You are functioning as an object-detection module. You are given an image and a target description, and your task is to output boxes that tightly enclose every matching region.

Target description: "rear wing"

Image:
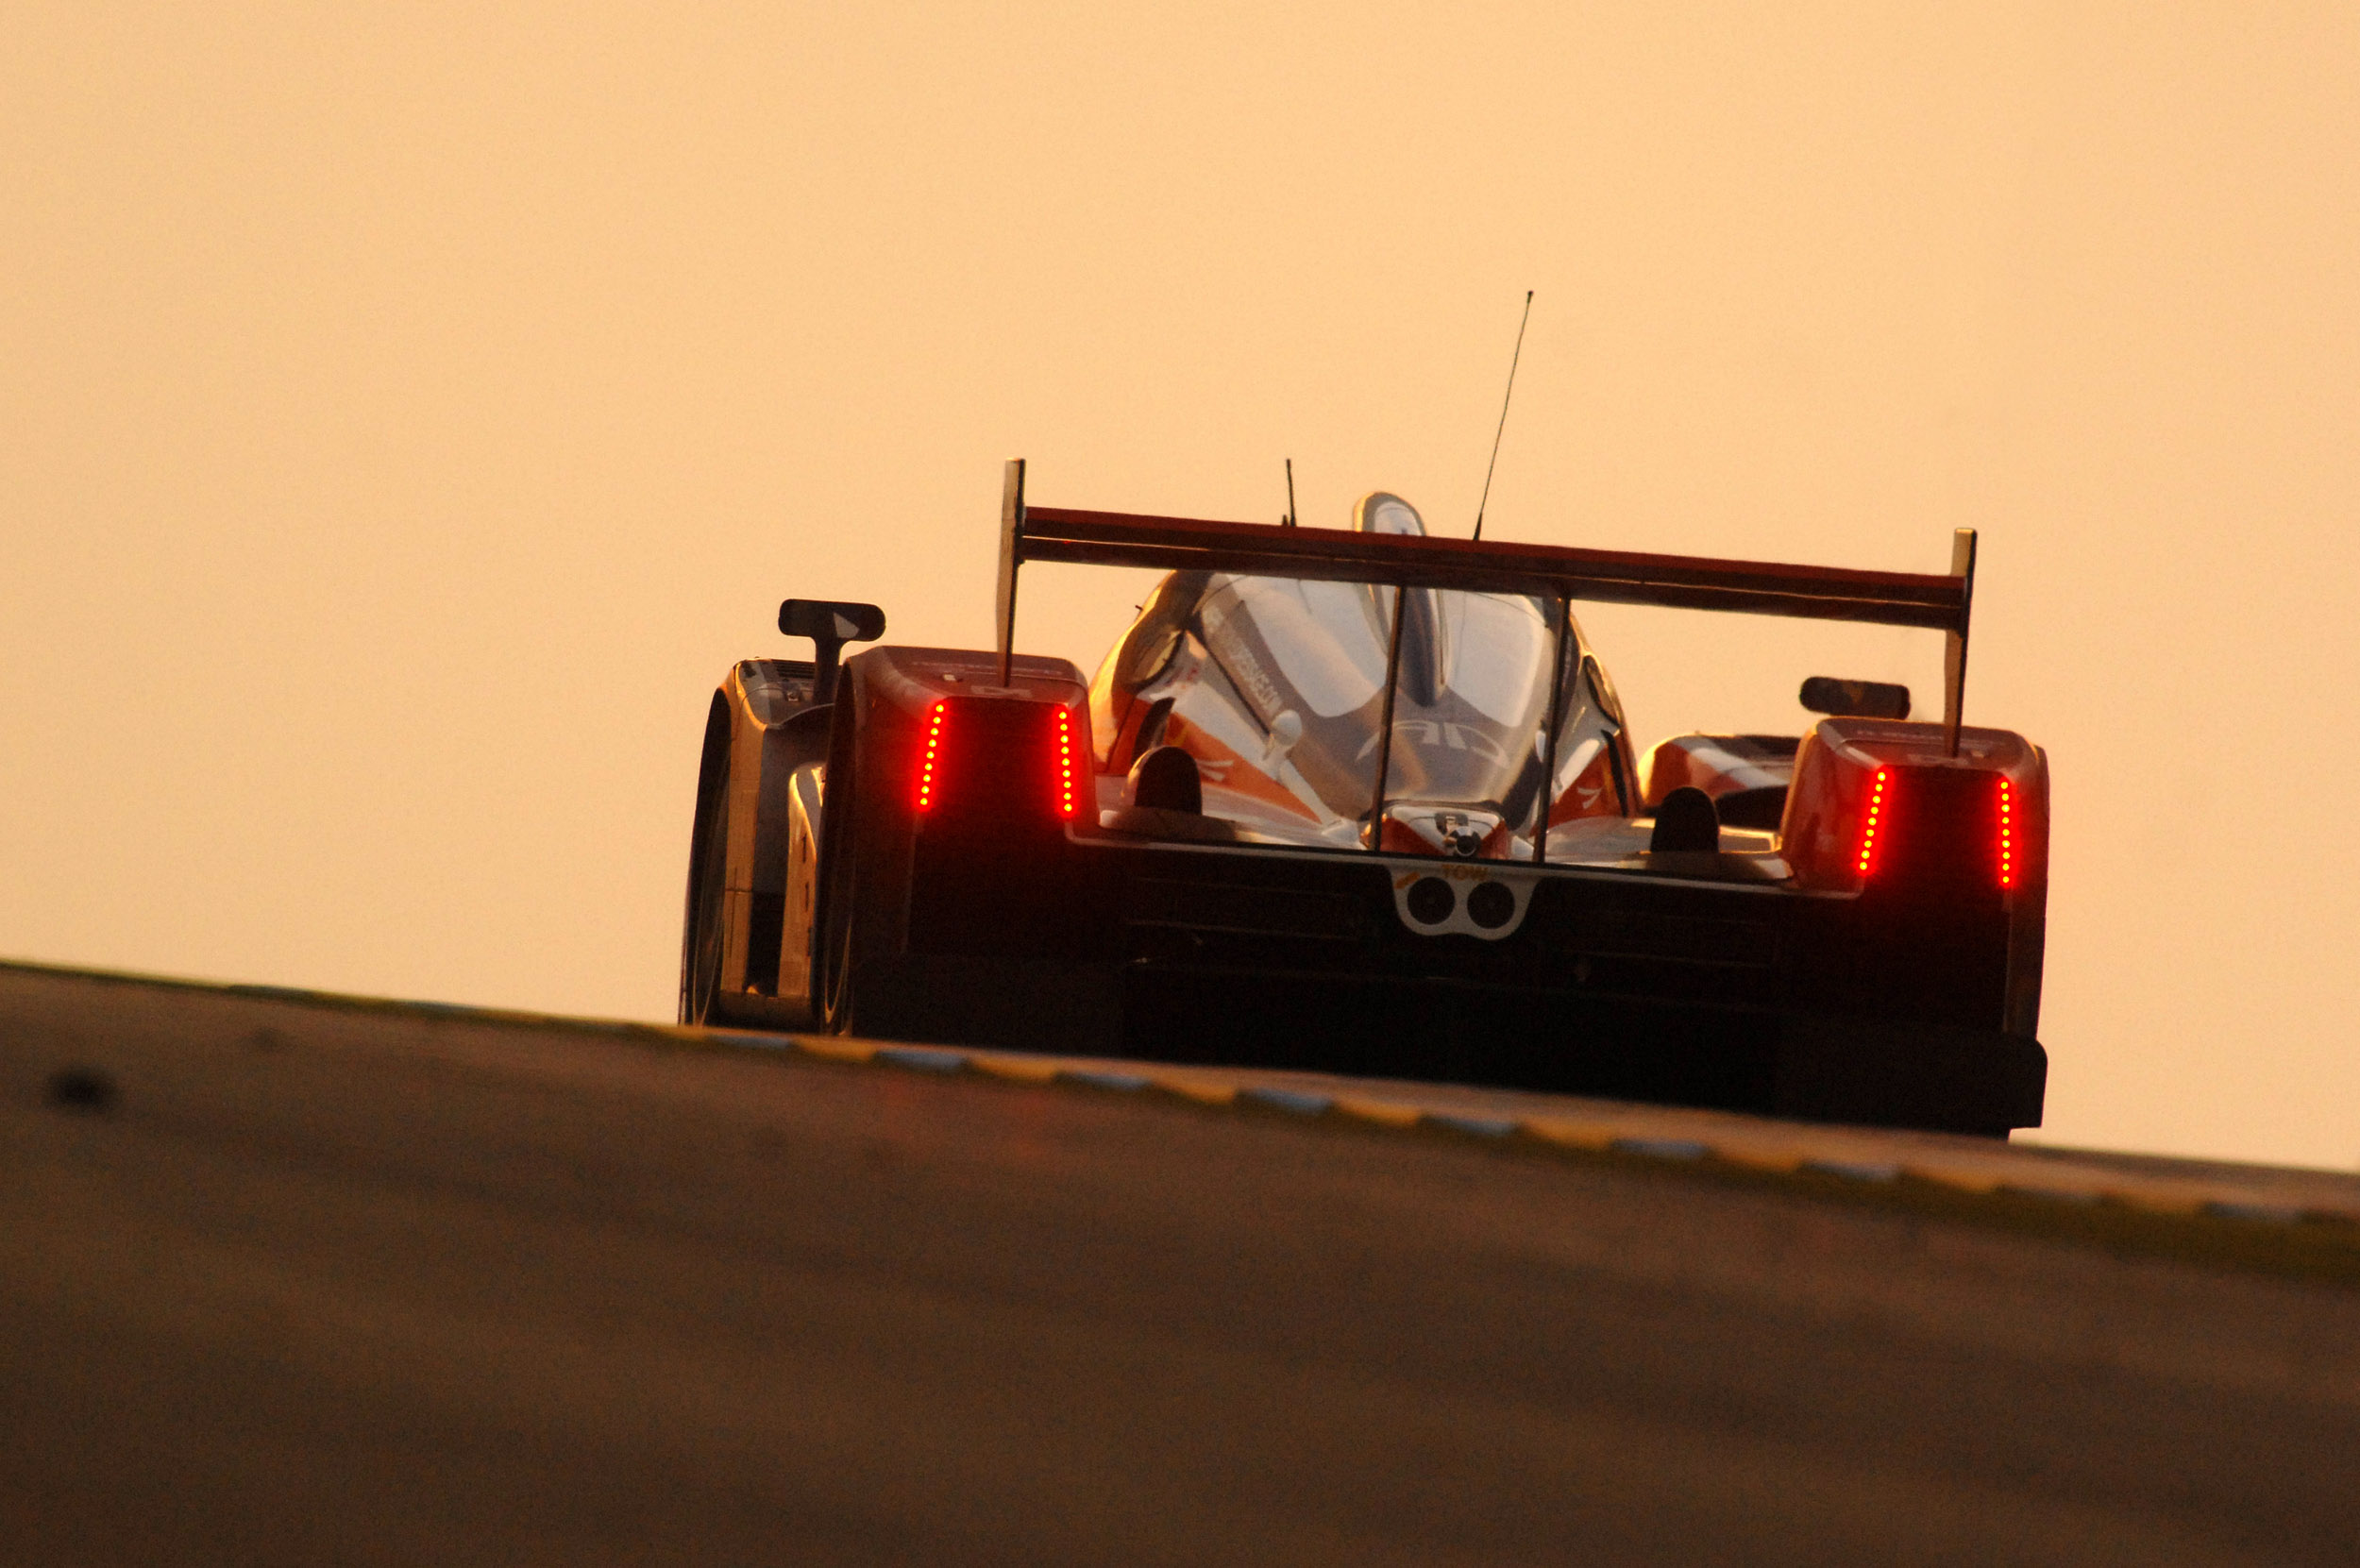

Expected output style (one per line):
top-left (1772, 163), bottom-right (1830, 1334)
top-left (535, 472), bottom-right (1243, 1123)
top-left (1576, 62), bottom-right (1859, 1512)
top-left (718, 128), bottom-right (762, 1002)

top-left (992, 459), bottom-right (1981, 753)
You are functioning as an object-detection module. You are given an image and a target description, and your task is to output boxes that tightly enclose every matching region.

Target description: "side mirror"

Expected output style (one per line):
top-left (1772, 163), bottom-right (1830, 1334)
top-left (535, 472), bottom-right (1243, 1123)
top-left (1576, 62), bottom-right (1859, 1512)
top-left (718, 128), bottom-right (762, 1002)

top-left (1799, 676), bottom-right (1911, 721)
top-left (779, 599), bottom-right (886, 705)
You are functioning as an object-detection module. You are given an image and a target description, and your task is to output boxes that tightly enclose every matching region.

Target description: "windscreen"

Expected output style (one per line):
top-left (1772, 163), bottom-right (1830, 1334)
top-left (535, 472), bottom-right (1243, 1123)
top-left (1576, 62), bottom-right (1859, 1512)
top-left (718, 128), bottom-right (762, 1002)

top-left (1365, 583), bottom-right (1555, 807)
top-left (1148, 572), bottom-right (1597, 841)
top-left (1094, 493), bottom-right (1635, 855)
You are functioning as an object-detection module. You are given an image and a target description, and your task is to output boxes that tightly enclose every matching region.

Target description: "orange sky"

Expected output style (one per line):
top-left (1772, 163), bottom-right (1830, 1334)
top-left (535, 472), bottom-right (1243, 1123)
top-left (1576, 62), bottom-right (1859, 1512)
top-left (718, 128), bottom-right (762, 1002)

top-left (5, 3), bottom-right (2355, 1166)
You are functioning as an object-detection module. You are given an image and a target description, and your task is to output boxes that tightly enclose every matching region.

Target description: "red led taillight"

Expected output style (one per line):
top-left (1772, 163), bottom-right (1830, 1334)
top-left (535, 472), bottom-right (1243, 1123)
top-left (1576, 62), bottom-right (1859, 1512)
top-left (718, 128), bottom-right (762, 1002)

top-left (1856, 767), bottom-right (1890, 877)
top-left (918, 697), bottom-right (1081, 824)
top-left (917, 700), bottom-right (947, 811)
top-left (1054, 705), bottom-right (1080, 819)
top-left (1996, 777), bottom-right (2014, 888)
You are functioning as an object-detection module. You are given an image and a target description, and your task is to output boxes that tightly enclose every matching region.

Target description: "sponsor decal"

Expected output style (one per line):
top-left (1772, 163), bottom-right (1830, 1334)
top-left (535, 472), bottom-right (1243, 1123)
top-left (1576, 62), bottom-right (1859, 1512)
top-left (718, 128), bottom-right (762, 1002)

top-left (1394, 865), bottom-right (1494, 888)
top-left (1200, 598), bottom-right (1286, 720)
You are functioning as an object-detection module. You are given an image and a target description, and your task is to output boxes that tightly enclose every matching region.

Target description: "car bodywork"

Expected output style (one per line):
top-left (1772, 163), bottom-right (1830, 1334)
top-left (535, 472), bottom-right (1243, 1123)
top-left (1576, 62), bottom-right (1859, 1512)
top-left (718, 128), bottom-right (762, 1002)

top-left (682, 462), bottom-right (2049, 1135)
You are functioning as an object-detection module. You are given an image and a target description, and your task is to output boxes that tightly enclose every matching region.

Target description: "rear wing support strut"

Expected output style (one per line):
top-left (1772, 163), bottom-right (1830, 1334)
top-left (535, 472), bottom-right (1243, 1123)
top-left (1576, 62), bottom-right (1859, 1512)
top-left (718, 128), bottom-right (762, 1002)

top-left (995, 459), bottom-right (1026, 686)
top-left (1362, 580), bottom-right (1411, 850)
top-left (1531, 594), bottom-right (1574, 863)
top-left (1942, 528), bottom-right (1977, 756)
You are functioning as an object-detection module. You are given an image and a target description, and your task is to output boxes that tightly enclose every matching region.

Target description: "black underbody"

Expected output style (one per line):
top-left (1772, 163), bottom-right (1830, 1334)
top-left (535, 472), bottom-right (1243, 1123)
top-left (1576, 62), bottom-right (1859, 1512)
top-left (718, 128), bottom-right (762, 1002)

top-left (874, 822), bottom-right (2045, 1137)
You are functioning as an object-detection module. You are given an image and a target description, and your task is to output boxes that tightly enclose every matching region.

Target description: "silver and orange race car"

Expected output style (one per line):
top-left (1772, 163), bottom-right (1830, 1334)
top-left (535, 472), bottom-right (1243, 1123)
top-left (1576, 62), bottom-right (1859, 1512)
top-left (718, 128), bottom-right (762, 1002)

top-left (681, 462), bottom-right (2048, 1136)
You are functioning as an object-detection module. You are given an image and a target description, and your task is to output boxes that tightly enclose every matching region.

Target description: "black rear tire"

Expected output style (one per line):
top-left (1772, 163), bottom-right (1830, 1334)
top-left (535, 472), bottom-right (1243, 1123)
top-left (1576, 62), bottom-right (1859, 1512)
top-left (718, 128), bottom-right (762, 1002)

top-left (817, 689), bottom-right (866, 1035)
top-left (820, 888), bottom-right (857, 1034)
top-left (680, 695), bottom-right (733, 1025)
top-left (814, 662), bottom-right (916, 1038)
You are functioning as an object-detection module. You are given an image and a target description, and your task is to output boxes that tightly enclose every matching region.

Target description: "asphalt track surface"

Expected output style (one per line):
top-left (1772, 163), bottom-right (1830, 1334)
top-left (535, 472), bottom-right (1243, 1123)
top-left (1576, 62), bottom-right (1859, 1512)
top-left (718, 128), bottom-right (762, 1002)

top-left (5, 962), bottom-right (2358, 1566)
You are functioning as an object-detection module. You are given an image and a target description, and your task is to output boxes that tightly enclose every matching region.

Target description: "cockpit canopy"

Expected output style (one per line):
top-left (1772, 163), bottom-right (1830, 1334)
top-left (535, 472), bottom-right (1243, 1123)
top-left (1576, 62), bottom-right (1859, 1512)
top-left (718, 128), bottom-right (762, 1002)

top-left (1090, 494), bottom-right (1638, 857)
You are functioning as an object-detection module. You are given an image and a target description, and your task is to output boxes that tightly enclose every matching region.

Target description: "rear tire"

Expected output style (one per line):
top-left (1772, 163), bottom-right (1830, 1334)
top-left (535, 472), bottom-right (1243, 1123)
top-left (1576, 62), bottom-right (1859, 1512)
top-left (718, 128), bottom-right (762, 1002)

top-left (814, 661), bottom-right (914, 1038)
top-left (820, 889), bottom-right (858, 1033)
top-left (817, 692), bottom-right (868, 1035)
top-left (680, 695), bottom-right (733, 1026)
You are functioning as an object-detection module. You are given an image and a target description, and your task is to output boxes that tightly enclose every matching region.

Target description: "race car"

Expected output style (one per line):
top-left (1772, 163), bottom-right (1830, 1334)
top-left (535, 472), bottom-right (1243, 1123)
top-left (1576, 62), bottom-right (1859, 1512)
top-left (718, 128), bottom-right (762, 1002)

top-left (680, 461), bottom-right (2048, 1136)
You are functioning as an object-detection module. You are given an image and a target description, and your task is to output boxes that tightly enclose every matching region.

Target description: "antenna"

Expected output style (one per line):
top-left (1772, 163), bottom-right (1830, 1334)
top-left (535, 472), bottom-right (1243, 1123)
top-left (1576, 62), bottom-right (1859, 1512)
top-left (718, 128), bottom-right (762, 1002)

top-left (1471, 290), bottom-right (1534, 543)
top-left (1284, 458), bottom-right (1298, 528)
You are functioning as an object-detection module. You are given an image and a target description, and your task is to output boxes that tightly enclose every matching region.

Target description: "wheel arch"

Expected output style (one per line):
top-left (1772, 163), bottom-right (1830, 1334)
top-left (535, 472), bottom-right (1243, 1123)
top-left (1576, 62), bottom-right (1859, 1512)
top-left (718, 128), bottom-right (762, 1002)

top-left (683, 662), bottom-right (837, 1025)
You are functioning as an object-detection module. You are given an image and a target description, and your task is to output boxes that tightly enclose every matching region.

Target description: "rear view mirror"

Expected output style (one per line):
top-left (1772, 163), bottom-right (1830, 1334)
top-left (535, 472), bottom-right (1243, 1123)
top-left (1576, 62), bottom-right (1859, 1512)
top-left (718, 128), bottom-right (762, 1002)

top-left (778, 599), bottom-right (886, 704)
top-left (1800, 676), bottom-right (1911, 720)
top-left (779, 599), bottom-right (886, 645)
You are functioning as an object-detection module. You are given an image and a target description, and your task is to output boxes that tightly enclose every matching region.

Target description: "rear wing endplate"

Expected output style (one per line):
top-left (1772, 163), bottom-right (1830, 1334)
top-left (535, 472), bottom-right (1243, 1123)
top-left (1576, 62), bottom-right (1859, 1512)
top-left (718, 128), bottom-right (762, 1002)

top-left (993, 459), bottom-right (1981, 751)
